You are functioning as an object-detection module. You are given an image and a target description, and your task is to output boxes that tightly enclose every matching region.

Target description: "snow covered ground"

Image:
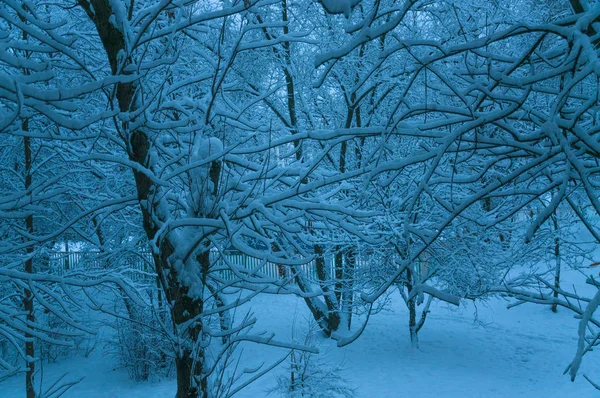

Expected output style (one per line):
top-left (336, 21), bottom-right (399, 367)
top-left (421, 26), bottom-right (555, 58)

top-left (3, 268), bottom-right (600, 397)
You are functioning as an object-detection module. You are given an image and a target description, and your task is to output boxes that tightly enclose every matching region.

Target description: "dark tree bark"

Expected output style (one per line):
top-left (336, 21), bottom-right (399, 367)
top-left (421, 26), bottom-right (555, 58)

top-left (551, 214), bottom-right (561, 313)
top-left (18, 11), bottom-right (35, 395)
top-left (314, 244), bottom-right (341, 334)
top-left (404, 267), bottom-right (418, 347)
top-left (79, 2), bottom-right (208, 396)
top-left (343, 248), bottom-right (356, 329)
top-left (23, 120), bottom-right (36, 398)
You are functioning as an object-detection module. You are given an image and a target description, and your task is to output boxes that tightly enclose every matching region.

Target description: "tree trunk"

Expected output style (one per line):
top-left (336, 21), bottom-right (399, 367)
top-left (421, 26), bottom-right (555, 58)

top-left (79, 2), bottom-right (209, 395)
top-left (551, 214), bottom-right (561, 313)
top-left (342, 248), bottom-right (355, 329)
top-left (156, 241), bottom-right (206, 398)
top-left (255, 0), bottom-right (344, 337)
top-left (334, 248), bottom-right (343, 304)
top-left (405, 267), bottom-right (418, 348)
top-left (20, 14), bottom-right (35, 393)
top-left (23, 119), bottom-right (36, 398)
top-left (315, 245), bottom-right (340, 333)
top-left (175, 355), bottom-right (205, 398)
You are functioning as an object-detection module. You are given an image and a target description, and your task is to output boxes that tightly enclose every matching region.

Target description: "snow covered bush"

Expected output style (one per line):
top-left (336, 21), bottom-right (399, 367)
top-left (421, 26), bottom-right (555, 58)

top-left (110, 299), bottom-right (172, 382)
top-left (270, 319), bottom-right (355, 398)
top-left (38, 310), bottom-right (95, 364)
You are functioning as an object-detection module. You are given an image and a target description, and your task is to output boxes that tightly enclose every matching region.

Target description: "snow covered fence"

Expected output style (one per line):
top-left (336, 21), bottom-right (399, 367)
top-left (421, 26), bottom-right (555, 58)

top-left (215, 251), bottom-right (322, 281)
top-left (47, 249), bottom-right (402, 287)
top-left (47, 250), bottom-right (325, 282)
top-left (48, 250), bottom-right (153, 279)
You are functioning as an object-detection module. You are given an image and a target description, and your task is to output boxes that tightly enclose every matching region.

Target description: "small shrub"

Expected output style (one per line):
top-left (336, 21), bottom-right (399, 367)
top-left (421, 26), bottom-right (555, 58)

top-left (270, 319), bottom-right (355, 398)
top-left (111, 300), bottom-right (173, 382)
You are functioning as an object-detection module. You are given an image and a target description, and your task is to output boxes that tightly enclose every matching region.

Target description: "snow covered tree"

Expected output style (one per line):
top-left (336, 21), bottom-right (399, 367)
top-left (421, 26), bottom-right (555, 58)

top-left (2, 0), bottom-right (369, 396)
top-left (314, 0), bottom-right (600, 385)
top-left (4, 0), bottom-right (600, 394)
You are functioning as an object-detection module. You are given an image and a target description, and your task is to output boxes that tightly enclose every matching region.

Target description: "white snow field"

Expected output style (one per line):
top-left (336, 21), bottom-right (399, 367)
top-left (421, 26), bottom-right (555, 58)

top-left (2, 268), bottom-right (600, 398)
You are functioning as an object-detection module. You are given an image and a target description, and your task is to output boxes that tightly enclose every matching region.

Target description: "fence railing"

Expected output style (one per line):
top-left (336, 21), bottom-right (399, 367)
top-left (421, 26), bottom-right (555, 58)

top-left (48, 250), bottom-right (153, 276)
top-left (215, 252), bottom-right (321, 281)
top-left (47, 250), bottom-right (327, 282)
